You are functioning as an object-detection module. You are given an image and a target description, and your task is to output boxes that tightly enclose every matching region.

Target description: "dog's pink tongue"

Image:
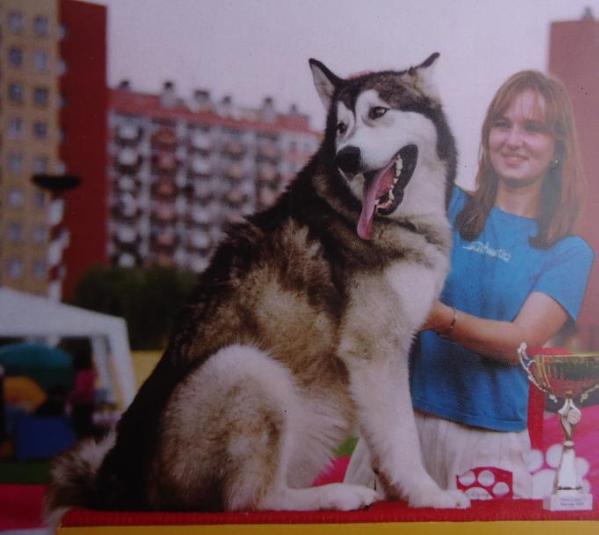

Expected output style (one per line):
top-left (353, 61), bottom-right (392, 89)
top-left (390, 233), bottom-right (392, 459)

top-left (357, 165), bottom-right (395, 240)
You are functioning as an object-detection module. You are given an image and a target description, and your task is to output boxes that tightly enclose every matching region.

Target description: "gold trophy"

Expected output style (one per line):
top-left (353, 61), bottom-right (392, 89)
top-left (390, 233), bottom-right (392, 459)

top-left (518, 343), bottom-right (599, 511)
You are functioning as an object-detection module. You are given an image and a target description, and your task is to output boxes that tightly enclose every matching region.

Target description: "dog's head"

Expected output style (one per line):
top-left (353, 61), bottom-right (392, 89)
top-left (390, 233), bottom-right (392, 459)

top-left (310, 54), bottom-right (456, 240)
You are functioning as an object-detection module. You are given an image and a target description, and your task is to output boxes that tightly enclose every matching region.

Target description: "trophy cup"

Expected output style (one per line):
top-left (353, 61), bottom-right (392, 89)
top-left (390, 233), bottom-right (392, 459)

top-left (518, 343), bottom-right (599, 511)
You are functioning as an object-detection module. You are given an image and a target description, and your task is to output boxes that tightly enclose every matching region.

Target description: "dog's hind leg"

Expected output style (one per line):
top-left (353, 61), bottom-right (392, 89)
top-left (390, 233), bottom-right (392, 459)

top-left (156, 344), bottom-right (377, 511)
top-left (214, 346), bottom-right (379, 512)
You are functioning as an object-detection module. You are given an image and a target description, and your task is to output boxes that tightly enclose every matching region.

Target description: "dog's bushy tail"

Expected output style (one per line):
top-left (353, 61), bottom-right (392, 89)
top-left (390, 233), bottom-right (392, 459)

top-left (45, 432), bottom-right (115, 529)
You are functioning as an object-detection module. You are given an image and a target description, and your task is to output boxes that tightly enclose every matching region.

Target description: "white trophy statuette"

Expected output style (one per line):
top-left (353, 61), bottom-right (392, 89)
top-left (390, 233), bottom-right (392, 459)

top-left (518, 343), bottom-right (599, 511)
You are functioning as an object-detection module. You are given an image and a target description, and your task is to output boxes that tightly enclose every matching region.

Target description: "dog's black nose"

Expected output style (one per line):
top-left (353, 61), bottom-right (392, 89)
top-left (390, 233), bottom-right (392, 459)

top-left (335, 146), bottom-right (361, 175)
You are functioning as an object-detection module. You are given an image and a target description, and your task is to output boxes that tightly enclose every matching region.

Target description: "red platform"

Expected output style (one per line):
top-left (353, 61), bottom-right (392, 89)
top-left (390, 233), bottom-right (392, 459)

top-left (59, 500), bottom-right (599, 534)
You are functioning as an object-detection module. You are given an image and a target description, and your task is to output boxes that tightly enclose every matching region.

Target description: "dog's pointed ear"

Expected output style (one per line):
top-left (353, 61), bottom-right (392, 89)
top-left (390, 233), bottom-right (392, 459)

top-left (309, 59), bottom-right (342, 110)
top-left (408, 52), bottom-right (441, 100)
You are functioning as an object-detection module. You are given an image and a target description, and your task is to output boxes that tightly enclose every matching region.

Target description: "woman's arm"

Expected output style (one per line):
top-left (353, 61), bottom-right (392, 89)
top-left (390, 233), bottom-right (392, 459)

top-left (421, 292), bottom-right (569, 365)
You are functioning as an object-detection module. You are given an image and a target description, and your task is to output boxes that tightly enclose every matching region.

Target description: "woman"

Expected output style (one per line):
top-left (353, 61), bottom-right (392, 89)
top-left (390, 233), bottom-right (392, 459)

top-left (347, 70), bottom-right (594, 499)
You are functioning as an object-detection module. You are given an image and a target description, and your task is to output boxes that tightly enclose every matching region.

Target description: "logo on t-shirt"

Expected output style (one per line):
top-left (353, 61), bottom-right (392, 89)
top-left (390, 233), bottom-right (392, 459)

top-left (463, 241), bottom-right (511, 263)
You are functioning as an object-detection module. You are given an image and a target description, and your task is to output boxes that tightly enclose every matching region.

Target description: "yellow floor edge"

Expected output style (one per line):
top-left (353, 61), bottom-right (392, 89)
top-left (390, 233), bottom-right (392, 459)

top-left (58, 520), bottom-right (599, 535)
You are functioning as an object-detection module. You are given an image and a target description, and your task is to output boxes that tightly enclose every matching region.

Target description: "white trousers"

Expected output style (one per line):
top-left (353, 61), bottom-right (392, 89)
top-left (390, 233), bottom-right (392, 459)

top-left (344, 411), bottom-right (532, 499)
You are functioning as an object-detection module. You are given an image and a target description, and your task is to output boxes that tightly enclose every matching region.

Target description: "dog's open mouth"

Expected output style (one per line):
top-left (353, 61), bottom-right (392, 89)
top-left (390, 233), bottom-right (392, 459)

top-left (357, 144), bottom-right (418, 240)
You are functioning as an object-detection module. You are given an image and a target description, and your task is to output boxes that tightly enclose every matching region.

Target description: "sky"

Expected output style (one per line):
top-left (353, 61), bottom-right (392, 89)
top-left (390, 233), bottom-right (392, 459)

top-left (92, 0), bottom-right (599, 186)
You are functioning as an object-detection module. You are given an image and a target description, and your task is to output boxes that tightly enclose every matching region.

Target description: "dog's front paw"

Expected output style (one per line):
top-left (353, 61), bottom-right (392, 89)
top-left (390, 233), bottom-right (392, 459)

top-left (409, 488), bottom-right (470, 509)
top-left (319, 483), bottom-right (380, 511)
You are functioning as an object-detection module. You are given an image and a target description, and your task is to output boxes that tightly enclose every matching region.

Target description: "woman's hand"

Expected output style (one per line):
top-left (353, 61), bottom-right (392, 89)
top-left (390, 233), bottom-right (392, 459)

top-left (420, 300), bottom-right (454, 333)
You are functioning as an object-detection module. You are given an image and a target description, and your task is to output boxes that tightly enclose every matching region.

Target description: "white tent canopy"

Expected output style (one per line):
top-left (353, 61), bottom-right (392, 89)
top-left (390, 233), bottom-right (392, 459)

top-left (0, 287), bottom-right (136, 406)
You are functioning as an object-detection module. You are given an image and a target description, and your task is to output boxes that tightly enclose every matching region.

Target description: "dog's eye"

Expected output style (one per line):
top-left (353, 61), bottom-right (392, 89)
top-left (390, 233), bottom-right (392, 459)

top-left (337, 122), bottom-right (348, 135)
top-left (369, 106), bottom-right (389, 120)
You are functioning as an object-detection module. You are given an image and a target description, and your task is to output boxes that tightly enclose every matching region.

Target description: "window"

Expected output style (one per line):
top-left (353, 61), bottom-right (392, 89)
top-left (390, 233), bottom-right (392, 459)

top-left (6, 258), bottom-right (24, 280)
top-left (34, 50), bottom-right (49, 72)
top-left (33, 225), bottom-right (48, 244)
top-left (7, 117), bottom-right (24, 139)
top-left (32, 260), bottom-right (47, 280)
top-left (33, 190), bottom-right (46, 208)
top-left (8, 11), bottom-right (24, 33)
top-left (33, 121), bottom-right (48, 139)
top-left (8, 83), bottom-right (24, 104)
top-left (33, 155), bottom-right (49, 174)
top-left (33, 86), bottom-right (49, 106)
top-left (7, 153), bottom-right (23, 174)
top-left (8, 47), bottom-right (23, 67)
top-left (8, 188), bottom-right (24, 208)
top-left (33, 15), bottom-right (49, 37)
top-left (55, 161), bottom-right (66, 174)
top-left (8, 222), bottom-right (23, 242)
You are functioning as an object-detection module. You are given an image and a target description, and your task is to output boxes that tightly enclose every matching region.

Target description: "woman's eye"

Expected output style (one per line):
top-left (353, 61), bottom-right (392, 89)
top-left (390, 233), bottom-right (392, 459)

top-left (337, 122), bottom-right (347, 135)
top-left (524, 121), bottom-right (548, 134)
top-left (369, 106), bottom-right (388, 120)
top-left (492, 118), bottom-right (510, 129)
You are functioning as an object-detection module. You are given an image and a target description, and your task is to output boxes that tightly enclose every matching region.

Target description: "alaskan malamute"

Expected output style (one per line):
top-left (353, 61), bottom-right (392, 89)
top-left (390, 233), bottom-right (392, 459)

top-left (48, 53), bottom-right (469, 518)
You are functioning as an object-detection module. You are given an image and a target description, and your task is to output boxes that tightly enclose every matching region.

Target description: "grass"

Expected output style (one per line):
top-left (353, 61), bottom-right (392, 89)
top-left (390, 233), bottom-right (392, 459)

top-left (0, 460), bottom-right (51, 484)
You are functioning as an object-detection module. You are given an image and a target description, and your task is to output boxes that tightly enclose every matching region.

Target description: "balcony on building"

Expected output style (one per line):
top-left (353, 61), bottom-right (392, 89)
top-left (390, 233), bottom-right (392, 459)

top-left (115, 174), bottom-right (141, 194)
top-left (189, 155), bottom-right (212, 177)
top-left (113, 192), bottom-right (141, 219)
top-left (188, 205), bottom-right (213, 225)
top-left (48, 199), bottom-right (65, 226)
top-left (116, 121), bottom-right (143, 145)
top-left (115, 251), bottom-right (139, 268)
top-left (151, 151), bottom-right (178, 174)
top-left (190, 180), bottom-right (214, 202)
top-left (225, 211), bottom-right (246, 225)
top-left (224, 189), bottom-right (250, 208)
top-left (188, 230), bottom-right (211, 251)
top-left (151, 202), bottom-right (177, 225)
top-left (151, 126), bottom-right (178, 150)
top-left (189, 129), bottom-right (213, 152)
top-left (114, 223), bottom-right (141, 246)
top-left (116, 147), bottom-right (142, 173)
top-left (225, 162), bottom-right (244, 182)
top-left (152, 229), bottom-right (178, 251)
top-left (256, 138), bottom-right (280, 162)
top-left (189, 254), bottom-right (210, 274)
top-left (152, 176), bottom-right (177, 199)
top-left (257, 162), bottom-right (278, 185)
top-left (258, 186), bottom-right (280, 208)
top-left (222, 138), bottom-right (246, 159)
top-left (47, 238), bottom-right (66, 269)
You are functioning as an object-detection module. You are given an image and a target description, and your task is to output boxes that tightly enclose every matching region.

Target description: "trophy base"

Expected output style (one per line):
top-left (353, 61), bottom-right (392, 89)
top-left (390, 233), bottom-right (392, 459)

top-left (543, 492), bottom-right (593, 511)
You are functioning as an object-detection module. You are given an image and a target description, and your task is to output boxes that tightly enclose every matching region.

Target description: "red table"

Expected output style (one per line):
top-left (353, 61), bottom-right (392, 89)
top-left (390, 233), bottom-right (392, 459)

top-left (59, 499), bottom-right (599, 535)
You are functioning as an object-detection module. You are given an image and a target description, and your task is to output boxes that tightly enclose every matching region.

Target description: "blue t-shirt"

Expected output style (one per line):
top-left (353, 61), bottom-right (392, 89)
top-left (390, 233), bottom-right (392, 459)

top-left (409, 187), bottom-right (594, 432)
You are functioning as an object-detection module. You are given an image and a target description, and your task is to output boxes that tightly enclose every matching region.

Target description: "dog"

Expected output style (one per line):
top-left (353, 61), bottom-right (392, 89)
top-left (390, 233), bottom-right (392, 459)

top-left (47, 53), bottom-right (469, 519)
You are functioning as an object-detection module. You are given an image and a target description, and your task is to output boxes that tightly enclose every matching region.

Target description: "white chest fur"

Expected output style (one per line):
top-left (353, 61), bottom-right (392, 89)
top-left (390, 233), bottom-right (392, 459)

top-left (384, 250), bottom-right (449, 331)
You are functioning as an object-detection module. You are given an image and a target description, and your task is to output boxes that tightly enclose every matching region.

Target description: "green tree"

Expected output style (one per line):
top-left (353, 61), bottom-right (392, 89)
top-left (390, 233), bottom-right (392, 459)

top-left (72, 265), bottom-right (197, 350)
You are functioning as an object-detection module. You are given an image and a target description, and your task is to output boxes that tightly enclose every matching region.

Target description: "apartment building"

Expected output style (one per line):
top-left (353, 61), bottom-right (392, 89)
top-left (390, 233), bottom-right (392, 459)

top-left (108, 83), bottom-right (320, 272)
top-left (0, 0), bottom-right (107, 300)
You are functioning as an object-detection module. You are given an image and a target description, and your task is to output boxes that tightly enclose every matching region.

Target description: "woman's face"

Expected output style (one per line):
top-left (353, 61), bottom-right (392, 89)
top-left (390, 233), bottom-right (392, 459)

top-left (488, 89), bottom-right (556, 189)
